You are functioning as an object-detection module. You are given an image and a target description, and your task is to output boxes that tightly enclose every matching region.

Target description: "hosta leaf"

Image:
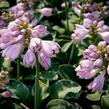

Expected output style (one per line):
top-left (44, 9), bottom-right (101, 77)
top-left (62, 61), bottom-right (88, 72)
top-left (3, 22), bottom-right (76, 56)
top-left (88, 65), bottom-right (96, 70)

top-left (6, 81), bottom-right (30, 101)
top-left (40, 80), bottom-right (50, 100)
top-left (0, 1), bottom-right (9, 8)
top-left (46, 99), bottom-right (82, 109)
top-left (58, 64), bottom-right (76, 81)
top-left (86, 92), bottom-right (101, 101)
top-left (32, 80), bottom-right (50, 100)
top-left (62, 41), bottom-right (73, 52)
top-left (91, 105), bottom-right (101, 109)
top-left (41, 62), bottom-right (59, 81)
top-left (50, 79), bottom-right (81, 99)
top-left (101, 95), bottom-right (109, 109)
top-left (13, 103), bottom-right (23, 109)
top-left (57, 52), bottom-right (67, 63)
top-left (52, 25), bottom-right (65, 34)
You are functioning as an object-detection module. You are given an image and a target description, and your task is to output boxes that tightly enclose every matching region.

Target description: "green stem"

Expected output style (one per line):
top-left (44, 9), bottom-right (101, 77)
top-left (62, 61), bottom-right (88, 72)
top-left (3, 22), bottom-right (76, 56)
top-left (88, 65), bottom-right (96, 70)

top-left (34, 56), bottom-right (41, 109)
top-left (65, 0), bottom-right (70, 35)
top-left (68, 43), bottom-right (75, 64)
top-left (17, 58), bottom-right (20, 79)
top-left (92, 27), bottom-right (97, 45)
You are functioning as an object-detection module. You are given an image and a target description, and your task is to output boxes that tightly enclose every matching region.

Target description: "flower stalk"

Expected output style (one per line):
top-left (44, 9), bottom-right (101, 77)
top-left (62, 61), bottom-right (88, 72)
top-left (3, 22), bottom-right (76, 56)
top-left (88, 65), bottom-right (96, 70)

top-left (34, 56), bottom-right (41, 109)
top-left (64, 0), bottom-right (70, 35)
top-left (68, 43), bottom-right (75, 64)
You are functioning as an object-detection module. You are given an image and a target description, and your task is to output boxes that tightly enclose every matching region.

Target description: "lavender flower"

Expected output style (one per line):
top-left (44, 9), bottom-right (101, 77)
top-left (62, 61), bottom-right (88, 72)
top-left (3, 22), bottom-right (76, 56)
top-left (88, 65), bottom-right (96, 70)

top-left (38, 52), bottom-right (51, 70)
top-left (0, 0), bottom-right (60, 71)
top-left (1, 91), bottom-right (12, 97)
top-left (39, 8), bottom-right (53, 17)
top-left (0, 14), bottom-right (59, 69)
top-left (71, 24), bottom-right (89, 43)
top-left (75, 60), bottom-right (97, 79)
top-left (2, 43), bottom-right (23, 61)
top-left (83, 45), bottom-right (100, 60)
top-left (98, 32), bottom-right (109, 43)
top-left (87, 72), bottom-right (105, 92)
top-left (7, 3), bottom-right (25, 19)
top-left (71, 1), bottom-right (81, 16)
top-left (94, 58), bottom-right (103, 68)
top-left (23, 49), bottom-right (36, 67)
top-left (31, 25), bottom-right (48, 38)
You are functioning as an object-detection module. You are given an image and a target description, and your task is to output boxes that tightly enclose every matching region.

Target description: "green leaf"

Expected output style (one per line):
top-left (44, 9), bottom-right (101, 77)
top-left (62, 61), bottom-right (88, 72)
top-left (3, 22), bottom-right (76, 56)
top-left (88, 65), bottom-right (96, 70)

top-left (41, 62), bottom-right (59, 81)
top-left (32, 80), bottom-right (50, 100)
top-left (91, 105), bottom-right (101, 109)
top-left (24, 74), bottom-right (34, 80)
top-left (86, 92), bottom-right (101, 101)
top-left (101, 95), bottom-right (109, 109)
top-left (57, 52), bottom-right (67, 63)
top-left (52, 25), bottom-right (65, 34)
top-left (62, 41), bottom-right (73, 52)
top-left (58, 64), bottom-right (76, 80)
top-left (13, 103), bottom-right (23, 109)
top-left (40, 80), bottom-right (50, 100)
top-left (0, 1), bottom-right (9, 8)
top-left (6, 81), bottom-right (30, 101)
top-left (50, 79), bottom-right (81, 99)
top-left (46, 99), bottom-right (82, 109)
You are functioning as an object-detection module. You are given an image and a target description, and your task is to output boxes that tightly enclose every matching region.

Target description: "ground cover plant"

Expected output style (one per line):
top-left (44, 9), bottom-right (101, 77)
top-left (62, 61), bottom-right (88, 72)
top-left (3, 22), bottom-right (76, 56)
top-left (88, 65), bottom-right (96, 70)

top-left (0, 0), bottom-right (109, 109)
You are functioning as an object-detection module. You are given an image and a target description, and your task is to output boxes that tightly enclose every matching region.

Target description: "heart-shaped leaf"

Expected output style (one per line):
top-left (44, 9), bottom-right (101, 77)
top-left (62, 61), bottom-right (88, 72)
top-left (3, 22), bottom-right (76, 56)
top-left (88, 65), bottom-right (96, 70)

top-left (6, 81), bottom-right (30, 101)
top-left (50, 79), bottom-right (81, 99)
top-left (46, 99), bottom-right (82, 109)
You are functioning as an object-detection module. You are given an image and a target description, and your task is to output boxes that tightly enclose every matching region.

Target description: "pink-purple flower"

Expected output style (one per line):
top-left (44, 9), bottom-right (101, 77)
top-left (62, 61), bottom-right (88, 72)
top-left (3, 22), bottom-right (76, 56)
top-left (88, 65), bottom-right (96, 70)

top-left (0, 14), bottom-right (59, 70)
top-left (23, 49), bottom-right (36, 68)
top-left (71, 24), bottom-right (89, 42)
top-left (83, 45), bottom-right (100, 60)
top-left (39, 8), bottom-right (53, 17)
top-left (87, 72), bottom-right (105, 92)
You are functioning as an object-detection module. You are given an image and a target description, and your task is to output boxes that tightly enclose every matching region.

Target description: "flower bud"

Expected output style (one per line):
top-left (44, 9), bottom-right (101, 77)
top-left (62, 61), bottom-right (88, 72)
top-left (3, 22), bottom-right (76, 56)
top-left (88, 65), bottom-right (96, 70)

top-left (94, 58), bottom-right (103, 68)
top-left (1, 91), bottom-right (12, 97)
top-left (39, 8), bottom-right (53, 17)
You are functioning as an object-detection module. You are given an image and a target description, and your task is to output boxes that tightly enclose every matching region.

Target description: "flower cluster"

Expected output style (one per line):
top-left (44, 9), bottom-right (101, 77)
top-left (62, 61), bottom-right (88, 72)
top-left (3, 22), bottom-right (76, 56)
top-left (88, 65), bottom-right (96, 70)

top-left (71, 1), bottom-right (109, 92)
top-left (0, 0), bottom-right (59, 70)
top-left (71, 1), bottom-right (109, 43)
top-left (76, 41), bottom-right (109, 92)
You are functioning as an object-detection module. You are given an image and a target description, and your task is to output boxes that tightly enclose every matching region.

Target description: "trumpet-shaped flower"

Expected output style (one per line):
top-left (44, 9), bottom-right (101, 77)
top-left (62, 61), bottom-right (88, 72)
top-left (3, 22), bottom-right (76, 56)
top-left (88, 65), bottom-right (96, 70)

top-left (71, 24), bottom-right (89, 42)
top-left (87, 72), bottom-right (105, 92)
top-left (2, 43), bottom-right (23, 61)
top-left (23, 49), bottom-right (36, 67)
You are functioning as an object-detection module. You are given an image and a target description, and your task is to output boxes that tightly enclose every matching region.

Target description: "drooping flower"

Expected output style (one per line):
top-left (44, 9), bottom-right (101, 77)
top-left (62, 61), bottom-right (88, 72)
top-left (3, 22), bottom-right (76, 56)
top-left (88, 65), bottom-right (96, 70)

top-left (29, 38), bottom-right (42, 52)
top-left (31, 25), bottom-right (48, 38)
top-left (71, 24), bottom-right (89, 43)
top-left (7, 3), bottom-right (25, 19)
top-left (2, 43), bottom-right (23, 61)
top-left (87, 72), bottom-right (105, 92)
top-left (98, 32), bottom-right (109, 43)
top-left (37, 40), bottom-right (60, 70)
top-left (94, 58), bottom-right (103, 68)
top-left (38, 52), bottom-right (51, 70)
top-left (75, 60), bottom-right (97, 79)
top-left (0, 1), bottom-right (60, 70)
top-left (23, 49), bottom-right (36, 67)
top-left (83, 45), bottom-right (100, 60)
top-left (71, 1), bottom-right (81, 16)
